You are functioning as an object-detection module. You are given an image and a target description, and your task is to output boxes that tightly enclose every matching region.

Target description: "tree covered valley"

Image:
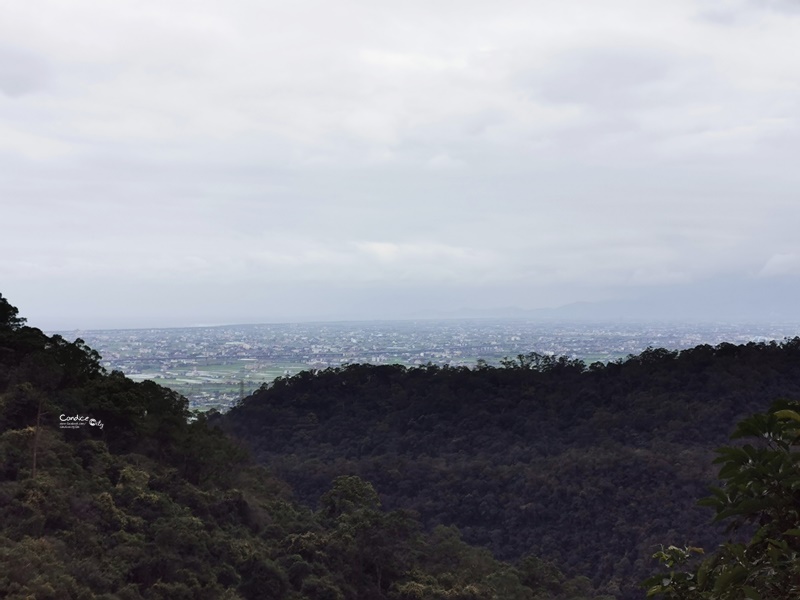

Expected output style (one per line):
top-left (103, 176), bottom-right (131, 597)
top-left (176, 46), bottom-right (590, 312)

top-left (2, 291), bottom-right (800, 599)
top-left (218, 341), bottom-right (800, 599)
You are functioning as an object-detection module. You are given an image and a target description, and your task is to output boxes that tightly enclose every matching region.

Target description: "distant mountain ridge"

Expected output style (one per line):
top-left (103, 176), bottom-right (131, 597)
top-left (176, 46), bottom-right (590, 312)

top-left (436, 276), bottom-right (800, 322)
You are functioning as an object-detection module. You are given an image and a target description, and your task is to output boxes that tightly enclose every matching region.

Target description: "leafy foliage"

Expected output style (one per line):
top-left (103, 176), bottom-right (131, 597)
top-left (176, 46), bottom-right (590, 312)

top-left (646, 401), bottom-right (800, 599)
top-left (0, 292), bottom-right (26, 330)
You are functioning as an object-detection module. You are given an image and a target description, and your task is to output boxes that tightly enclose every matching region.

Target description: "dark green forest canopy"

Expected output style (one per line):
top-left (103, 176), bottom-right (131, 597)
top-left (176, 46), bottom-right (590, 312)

top-left (0, 293), bottom-right (26, 329)
top-left (0, 293), bottom-right (612, 600)
top-left (221, 340), bottom-right (800, 599)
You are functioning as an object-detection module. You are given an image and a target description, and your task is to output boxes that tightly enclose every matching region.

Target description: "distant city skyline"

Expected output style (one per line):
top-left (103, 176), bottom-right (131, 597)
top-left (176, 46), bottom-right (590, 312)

top-left (74, 318), bottom-right (800, 411)
top-left (3, 1), bottom-right (800, 329)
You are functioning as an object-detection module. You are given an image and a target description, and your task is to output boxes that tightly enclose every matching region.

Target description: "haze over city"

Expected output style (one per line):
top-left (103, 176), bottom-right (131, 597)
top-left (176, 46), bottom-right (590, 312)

top-left (3, 0), bottom-right (799, 329)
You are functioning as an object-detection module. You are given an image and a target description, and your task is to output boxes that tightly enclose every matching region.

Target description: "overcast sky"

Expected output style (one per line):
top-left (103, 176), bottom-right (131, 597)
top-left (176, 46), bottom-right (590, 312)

top-left (2, 0), bottom-right (800, 329)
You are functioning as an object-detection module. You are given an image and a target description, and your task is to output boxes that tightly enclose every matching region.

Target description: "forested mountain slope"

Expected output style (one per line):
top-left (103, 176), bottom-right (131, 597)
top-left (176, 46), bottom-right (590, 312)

top-left (221, 340), bottom-right (800, 599)
top-left (0, 292), bottom-right (606, 600)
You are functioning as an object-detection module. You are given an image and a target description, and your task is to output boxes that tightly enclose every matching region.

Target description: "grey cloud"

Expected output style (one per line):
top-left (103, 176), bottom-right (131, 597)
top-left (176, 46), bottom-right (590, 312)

top-left (747, 0), bottom-right (800, 14)
top-left (453, 109), bottom-right (510, 138)
top-left (759, 253), bottom-right (800, 278)
top-left (0, 45), bottom-right (51, 97)
top-left (697, 0), bottom-right (800, 24)
top-left (695, 8), bottom-right (749, 25)
top-left (531, 46), bottom-right (674, 109)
